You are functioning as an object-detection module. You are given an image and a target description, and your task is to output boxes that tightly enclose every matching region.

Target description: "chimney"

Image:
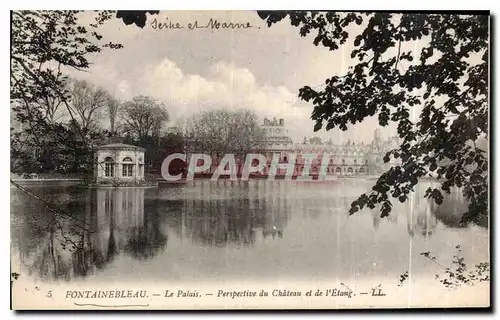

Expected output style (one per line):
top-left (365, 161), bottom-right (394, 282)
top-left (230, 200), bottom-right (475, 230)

top-left (279, 118), bottom-right (284, 126)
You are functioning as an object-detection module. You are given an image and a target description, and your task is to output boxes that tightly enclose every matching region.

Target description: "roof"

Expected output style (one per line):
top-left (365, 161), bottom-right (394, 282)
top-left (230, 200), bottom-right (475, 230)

top-left (97, 143), bottom-right (145, 151)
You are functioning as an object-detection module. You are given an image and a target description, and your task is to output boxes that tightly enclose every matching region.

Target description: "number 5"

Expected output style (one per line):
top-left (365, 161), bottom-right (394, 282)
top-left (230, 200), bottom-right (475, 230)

top-left (46, 290), bottom-right (52, 298)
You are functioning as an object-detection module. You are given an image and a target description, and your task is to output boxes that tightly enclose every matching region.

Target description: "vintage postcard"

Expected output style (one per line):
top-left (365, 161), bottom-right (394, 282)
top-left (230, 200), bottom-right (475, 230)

top-left (10, 10), bottom-right (490, 310)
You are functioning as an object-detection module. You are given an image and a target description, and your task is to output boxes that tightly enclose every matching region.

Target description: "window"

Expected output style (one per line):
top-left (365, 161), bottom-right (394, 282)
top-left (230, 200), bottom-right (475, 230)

top-left (336, 167), bottom-right (341, 173)
top-left (359, 167), bottom-right (365, 173)
top-left (347, 167), bottom-right (353, 173)
top-left (104, 157), bottom-right (114, 177)
top-left (354, 159), bottom-right (357, 164)
top-left (365, 159), bottom-right (368, 164)
top-left (342, 159), bottom-right (345, 164)
top-left (122, 157), bottom-right (134, 177)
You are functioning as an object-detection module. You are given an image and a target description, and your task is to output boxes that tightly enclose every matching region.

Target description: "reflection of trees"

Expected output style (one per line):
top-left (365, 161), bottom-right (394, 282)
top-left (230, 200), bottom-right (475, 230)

top-left (181, 198), bottom-right (260, 247)
top-left (30, 225), bottom-right (72, 281)
top-left (71, 206), bottom-right (106, 277)
top-left (409, 183), bottom-right (488, 230)
top-left (125, 199), bottom-right (167, 259)
top-left (170, 181), bottom-right (290, 247)
top-left (27, 190), bottom-right (108, 281)
top-left (407, 197), bottom-right (438, 239)
top-left (430, 188), bottom-right (487, 228)
top-left (17, 186), bottom-right (167, 281)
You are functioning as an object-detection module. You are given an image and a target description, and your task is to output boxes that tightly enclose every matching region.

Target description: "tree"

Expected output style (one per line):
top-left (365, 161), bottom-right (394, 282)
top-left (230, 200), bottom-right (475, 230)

top-left (309, 136), bottom-right (323, 145)
top-left (11, 11), bottom-right (122, 134)
top-left (184, 109), bottom-right (265, 159)
top-left (40, 93), bottom-right (64, 124)
top-left (68, 79), bottom-right (110, 132)
top-left (10, 11), bottom-right (159, 174)
top-left (121, 95), bottom-right (169, 141)
top-left (10, 10), bottom-right (126, 176)
top-left (258, 12), bottom-right (488, 225)
top-left (107, 96), bottom-right (121, 136)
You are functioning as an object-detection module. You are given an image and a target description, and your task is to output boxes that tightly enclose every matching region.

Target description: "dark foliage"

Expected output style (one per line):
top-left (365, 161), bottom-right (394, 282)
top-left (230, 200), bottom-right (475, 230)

top-left (10, 11), bottom-right (124, 174)
top-left (258, 11), bottom-right (489, 225)
top-left (116, 11), bottom-right (159, 28)
top-left (10, 11), bottom-right (160, 175)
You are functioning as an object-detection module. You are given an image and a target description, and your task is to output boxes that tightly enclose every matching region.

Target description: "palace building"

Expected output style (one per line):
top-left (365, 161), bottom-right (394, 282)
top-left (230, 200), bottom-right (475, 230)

top-left (257, 117), bottom-right (400, 177)
top-left (183, 117), bottom-right (400, 178)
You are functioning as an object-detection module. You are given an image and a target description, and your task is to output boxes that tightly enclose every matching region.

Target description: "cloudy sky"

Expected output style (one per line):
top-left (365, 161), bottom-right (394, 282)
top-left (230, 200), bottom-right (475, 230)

top-left (68, 11), bottom-right (401, 143)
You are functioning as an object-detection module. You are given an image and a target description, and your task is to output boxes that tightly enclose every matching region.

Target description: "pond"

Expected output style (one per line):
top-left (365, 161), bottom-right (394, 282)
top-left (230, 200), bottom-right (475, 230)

top-left (10, 179), bottom-right (489, 306)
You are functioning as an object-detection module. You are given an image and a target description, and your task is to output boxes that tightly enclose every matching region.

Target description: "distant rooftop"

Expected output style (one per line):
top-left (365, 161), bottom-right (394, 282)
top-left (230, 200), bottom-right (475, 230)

top-left (97, 143), bottom-right (145, 151)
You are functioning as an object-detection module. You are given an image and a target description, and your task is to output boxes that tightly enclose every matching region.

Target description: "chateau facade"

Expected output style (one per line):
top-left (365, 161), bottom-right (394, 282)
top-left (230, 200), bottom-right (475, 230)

top-left (184, 117), bottom-right (400, 178)
top-left (258, 117), bottom-right (400, 177)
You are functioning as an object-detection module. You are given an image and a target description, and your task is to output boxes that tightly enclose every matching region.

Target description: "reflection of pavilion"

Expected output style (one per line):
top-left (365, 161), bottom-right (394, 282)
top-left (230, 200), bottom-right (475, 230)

top-left (26, 188), bottom-right (167, 281)
top-left (95, 188), bottom-right (167, 260)
top-left (96, 188), bottom-right (144, 257)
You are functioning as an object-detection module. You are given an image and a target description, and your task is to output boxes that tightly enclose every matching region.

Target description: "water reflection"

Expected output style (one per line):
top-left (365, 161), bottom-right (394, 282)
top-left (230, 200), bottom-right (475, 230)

top-left (407, 204), bottom-right (438, 238)
top-left (14, 187), bottom-right (167, 281)
top-left (96, 188), bottom-right (167, 260)
top-left (10, 179), bottom-right (486, 283)
top-left (162, 181), bottom-right (290, 247)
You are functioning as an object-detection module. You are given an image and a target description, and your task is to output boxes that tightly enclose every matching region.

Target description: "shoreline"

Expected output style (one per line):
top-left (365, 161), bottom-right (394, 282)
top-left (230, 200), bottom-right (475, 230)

top-left (10, 175), bottom-right (441, 185)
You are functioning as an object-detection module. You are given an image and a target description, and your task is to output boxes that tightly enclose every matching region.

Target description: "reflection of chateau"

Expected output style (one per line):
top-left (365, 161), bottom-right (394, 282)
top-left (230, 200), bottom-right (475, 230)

top-left (178, 181), bottom-right (290, 246)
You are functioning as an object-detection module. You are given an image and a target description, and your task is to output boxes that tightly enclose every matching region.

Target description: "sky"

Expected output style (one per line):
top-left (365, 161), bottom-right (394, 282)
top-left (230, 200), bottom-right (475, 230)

top-left (67, 11), bottom-right (404, 144)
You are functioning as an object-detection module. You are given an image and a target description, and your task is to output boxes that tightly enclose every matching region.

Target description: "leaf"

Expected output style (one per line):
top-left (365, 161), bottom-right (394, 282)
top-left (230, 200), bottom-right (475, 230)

top-left (313, 121), bottom-right (323, 132)
top-left (354, 35), bottom-right (363, 47)
top-left (429, 162), bottom-right (437, 171)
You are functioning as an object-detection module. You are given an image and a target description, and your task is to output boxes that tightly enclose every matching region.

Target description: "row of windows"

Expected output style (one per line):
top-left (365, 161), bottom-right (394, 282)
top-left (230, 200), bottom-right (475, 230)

top-left (295, 167), bottom-right (366, 173)
top-left (260, 166), bottom-right (367, 174)
top-left (282, 156), bottom-right (368, 165)
top-left (104, 163), bottom-right (135, 177)
top-left (104, 156), bottom-right (135, 177)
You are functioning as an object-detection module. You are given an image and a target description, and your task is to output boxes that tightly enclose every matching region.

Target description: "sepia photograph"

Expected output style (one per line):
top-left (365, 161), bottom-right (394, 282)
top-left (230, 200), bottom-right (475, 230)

top-left (9, 9), bottom-right (490, 310)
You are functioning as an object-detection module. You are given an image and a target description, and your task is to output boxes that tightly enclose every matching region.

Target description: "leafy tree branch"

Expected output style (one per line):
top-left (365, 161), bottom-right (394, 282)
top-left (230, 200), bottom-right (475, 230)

top-left (258, 12), bottom-right (489, 225)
